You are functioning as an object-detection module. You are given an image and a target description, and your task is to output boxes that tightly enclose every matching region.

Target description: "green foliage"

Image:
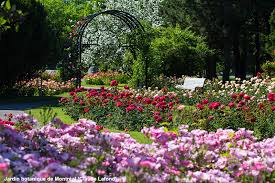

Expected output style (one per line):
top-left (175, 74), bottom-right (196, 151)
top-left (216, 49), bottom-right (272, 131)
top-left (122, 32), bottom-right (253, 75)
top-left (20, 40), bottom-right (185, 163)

top-left (151, 26), bottom-right (212, 77)
top-left (127, 24), bottom-right (212, 87)
top-left (261, 61), bottom-right (275, 77)
top-left (266, 8), bottom-right (275, 59)
top-left (84, 71), bottom-right (129, 85)
top-left (0, 0), bottom-right (24, 33)
top-left (0, 0), bottom-right (55, 88)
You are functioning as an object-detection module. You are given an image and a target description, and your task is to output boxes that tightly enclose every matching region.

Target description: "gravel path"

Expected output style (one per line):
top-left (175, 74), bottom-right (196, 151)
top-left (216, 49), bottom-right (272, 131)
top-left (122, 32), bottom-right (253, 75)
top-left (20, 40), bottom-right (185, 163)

top-left (0, 100), bottom-right (57, 119)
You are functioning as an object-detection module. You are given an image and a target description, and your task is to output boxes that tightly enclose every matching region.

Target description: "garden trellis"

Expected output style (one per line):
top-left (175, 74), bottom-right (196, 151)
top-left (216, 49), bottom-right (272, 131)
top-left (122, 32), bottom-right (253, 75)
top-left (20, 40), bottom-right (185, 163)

top-left (76, 10), bottom-right (145, 87)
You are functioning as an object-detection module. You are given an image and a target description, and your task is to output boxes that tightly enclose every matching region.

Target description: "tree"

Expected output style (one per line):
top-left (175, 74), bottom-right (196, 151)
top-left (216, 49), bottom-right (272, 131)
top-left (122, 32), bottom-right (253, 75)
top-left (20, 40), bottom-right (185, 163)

top-left (0, 0), bottom-right (24, 38)
top-left (0, 0), bottom-right (55, 88)
top-left (160, 0), bottom-right (275, 81)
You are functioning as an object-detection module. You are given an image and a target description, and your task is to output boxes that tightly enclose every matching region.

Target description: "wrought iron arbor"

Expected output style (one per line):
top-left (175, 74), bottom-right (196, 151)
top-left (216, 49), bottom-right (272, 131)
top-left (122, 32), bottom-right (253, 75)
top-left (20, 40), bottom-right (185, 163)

top-left (76, 10), bottom-right (145, 87)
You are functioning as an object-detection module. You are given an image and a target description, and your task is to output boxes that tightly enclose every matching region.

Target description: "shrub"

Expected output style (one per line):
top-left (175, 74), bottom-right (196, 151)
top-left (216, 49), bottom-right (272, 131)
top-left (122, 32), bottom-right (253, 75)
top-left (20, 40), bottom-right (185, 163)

top-left (127, 25), bottom-right (213, 87)
top-left (261, 61), bottom-right (275, 77)
top-left (83, 71), bottom-right (129, 86)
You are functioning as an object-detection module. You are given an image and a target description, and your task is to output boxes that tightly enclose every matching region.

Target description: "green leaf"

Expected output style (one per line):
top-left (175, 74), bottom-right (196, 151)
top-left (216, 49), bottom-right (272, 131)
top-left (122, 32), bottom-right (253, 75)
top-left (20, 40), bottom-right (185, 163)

top-left (5, 0), bottom-right (11, 10)
top-left (0, 17), bottom-right (7, 26)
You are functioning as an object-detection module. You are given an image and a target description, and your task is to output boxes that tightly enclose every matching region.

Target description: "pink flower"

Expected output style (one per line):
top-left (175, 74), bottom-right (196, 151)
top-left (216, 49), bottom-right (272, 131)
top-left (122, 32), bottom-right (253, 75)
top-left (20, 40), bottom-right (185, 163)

top-left (271, 106), bottom-right (275, 111)
top-left (0, 163), bottom-right (8, 176)
top-left (97, 169), bottom-right (106, 175)
top-left (208, 116), bottom-right (214, 121)
top-left (124, 85), bottom-right (129, 90)
top-left (139, 160), bottom-right (152, 168)
top-left (177, 105), bottom-right (185, 110)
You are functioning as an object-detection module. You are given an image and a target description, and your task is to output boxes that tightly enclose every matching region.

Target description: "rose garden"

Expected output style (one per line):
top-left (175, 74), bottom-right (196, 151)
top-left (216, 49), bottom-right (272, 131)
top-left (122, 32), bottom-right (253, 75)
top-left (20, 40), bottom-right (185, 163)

top-left (0, 0), bottom-right (274, 183)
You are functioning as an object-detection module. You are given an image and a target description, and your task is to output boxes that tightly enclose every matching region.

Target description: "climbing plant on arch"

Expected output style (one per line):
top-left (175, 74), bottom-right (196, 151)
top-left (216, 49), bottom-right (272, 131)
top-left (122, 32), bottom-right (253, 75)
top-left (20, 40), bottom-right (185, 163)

top-left (75, 10), bottom-right (149, 87)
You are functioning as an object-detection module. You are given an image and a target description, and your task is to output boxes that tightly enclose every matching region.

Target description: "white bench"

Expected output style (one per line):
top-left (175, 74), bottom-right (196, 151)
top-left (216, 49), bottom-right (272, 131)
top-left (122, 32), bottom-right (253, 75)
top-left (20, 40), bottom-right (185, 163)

top-left (176, 77), bottom-right (206, 91)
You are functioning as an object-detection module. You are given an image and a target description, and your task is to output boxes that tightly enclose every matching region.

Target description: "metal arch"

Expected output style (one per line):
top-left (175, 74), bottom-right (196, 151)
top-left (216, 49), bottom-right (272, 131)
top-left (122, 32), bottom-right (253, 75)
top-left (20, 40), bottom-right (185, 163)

top-left (75, 10), bottom-right (144, 88)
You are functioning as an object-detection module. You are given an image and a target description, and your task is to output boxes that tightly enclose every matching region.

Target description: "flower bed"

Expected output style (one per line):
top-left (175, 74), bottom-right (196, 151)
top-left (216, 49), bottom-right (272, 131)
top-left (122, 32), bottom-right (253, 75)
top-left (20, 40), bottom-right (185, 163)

top-left (15, 78), bottom-right (75, 96)
top-left (83, 71), bottom-right (129, 85)
top-left (60, 85), bottom-right (178, 131)
top-left (0, 116), bottom-right (274, 182)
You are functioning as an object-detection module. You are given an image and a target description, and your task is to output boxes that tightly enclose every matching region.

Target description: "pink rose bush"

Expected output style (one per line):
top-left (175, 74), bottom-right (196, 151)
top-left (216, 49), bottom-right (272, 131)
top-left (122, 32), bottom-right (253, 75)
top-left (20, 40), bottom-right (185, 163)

top-left (0, 116), bottom-right (274, 182)
top-left (15, 78), bottom-right (75, 96)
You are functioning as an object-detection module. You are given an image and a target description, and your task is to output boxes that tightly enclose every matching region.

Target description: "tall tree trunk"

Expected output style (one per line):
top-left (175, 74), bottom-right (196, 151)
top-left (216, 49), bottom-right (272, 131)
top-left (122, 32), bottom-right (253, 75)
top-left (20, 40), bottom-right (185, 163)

top-left (254, 6), bottom-right (261, 74)
top-left (223, 0), bottom-right (232, 82)
top-left (240, 31), bottom-right (247, 80)
top-left (233, 27), bottom-right (241, 78)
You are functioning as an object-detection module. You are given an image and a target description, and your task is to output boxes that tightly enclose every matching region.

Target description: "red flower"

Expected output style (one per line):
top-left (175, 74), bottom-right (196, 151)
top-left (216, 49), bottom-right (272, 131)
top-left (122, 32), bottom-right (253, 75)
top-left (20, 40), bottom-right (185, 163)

top-left (168, 116), bottom-right (173, 121)
top-left (79, 100), bottom-right (84, 106)
top-left (160, 96), bottom-right (166, 102)
top-left (106, 93), bottom-right (113, 98)
top-left (238, 100), bottom-right (245, 107)
top-left (73, 98), bottom-right (79, 103)
top-left (113, 96), bottom-right (119, 101)
top-left (151, 101), bottom-right (157, 105)
top-left (231, 93), bottom-right (238, 99)
top-left (267, 93), bottom-right (275, 101)
top-left (256, 72), bottom-right (262, 78)
top-left (110, 80), bottom-right (118, 86)
top-left (239, 92), bottom-right (245, 98)
top-left (202, 99), bottom-right (209, 105)
top-left (84, 108), bottom-right (90, 113)
top-left (196, 103), bottom-right (204, 110)
top-left (69, 92), bottom-right (75, 96)
top-left (124, 85), bottom-right (129, 90)
top-left (144, 98), bottom-right (151, 104)
top-left (228, 102), bottom-right (235, 108)
top-left (95, 125), bottom-right (103, 131)
top-left (258, 103), bottom-right (264, 109)
top-left (137, 107), bottom-right (143, 112)
top-left (209, 102), bottom-right (220, 109)
top-left (126, 104), bottom-right (136, 112)
top-left (243, 94), bottom-right (250, 100)
top-left (136, 95), bottom-right (143, 100)
top-left (168, 102), bottom-right (174, 107)
top-left (154, 111), bottom-right (160, 115)
top-left (116, 101), bottom-right (123, 107)
top-left (154, 96), bottom-right (160, 101)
